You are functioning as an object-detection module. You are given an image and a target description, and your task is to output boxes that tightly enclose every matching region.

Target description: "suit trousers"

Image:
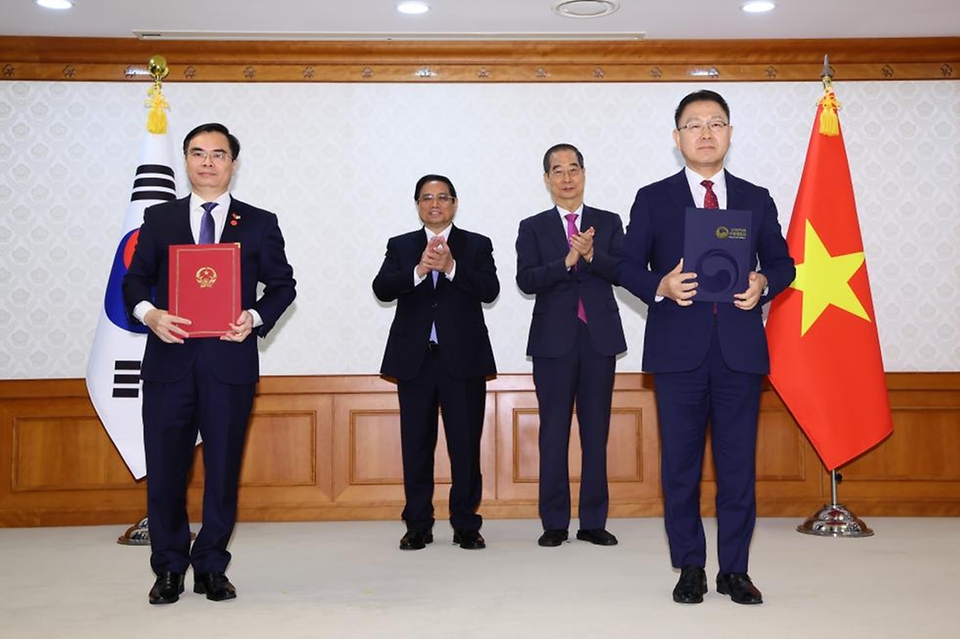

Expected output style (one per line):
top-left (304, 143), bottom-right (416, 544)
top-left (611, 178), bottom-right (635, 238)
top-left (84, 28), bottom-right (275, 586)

top-left (397, 348), bottom-right (486, 533)
top-left (142, 347), bottom-right (255, 575)
top-left (653, 322), bottom-right (760, 574)
top-left (534, 322), bottom-right (616, 531)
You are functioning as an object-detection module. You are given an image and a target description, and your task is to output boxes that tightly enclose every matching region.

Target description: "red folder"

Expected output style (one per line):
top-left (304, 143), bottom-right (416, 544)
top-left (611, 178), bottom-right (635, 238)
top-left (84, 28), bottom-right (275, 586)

top-left (169, 243), bottom-right (241, 338)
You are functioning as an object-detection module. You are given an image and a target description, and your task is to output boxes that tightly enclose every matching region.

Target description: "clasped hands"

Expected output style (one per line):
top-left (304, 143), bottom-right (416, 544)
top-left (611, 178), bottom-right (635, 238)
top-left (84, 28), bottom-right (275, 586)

top-left (657, 258), bottom-right (768, 310)
top-left (144, 308), bottom-right (254, 344)
top-left (565, 226), bottom-right (595, 269)
top-left (416, 235), bottom-right (454, 279)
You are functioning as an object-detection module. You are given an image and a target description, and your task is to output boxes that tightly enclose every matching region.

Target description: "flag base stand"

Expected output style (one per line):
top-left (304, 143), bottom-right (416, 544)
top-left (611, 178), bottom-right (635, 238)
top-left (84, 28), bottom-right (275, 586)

top-left (796, 469), bottom-right (874, 537)
top-left (116, 516), bottom-right (196, 545)
top-left (117, 516), bottom-right (150, 545)
top-left (796, 503), bottom-right (874, 537)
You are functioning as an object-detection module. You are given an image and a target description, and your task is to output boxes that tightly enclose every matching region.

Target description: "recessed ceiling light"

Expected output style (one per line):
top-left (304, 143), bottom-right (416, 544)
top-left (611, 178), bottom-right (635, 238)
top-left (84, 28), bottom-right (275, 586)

top-left (553, 0), bottom-right (620, 19)
top-left (36, 0), bottom-right (73, 9)
top-left (741, 1), bottom-right (776, 13)
top-left (397, 1), bottom-right (430, 15)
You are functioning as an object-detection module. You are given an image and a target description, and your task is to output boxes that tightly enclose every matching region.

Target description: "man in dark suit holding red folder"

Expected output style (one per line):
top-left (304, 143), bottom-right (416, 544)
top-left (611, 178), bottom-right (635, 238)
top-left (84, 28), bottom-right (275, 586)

top-left (619, 91), bottom-right (794, 605)
top-left (123, 122), bottom-right (296, 605)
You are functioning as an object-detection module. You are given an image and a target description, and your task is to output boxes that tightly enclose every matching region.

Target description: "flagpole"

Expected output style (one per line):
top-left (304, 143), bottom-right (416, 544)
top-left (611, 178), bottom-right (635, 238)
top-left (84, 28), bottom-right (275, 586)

top-left (797, 469), bottom-right (874, 537)
top-left (115, 54), bottom-right (192, 546)
top-left (792, 56), bottom-right (875, 538)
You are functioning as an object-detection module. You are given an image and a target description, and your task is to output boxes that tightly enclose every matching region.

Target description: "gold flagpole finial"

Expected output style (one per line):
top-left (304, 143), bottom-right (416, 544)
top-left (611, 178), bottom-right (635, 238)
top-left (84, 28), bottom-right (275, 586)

top-left (817, 54), bottom-right (840, 137)
top-left (145, 55), bottom-right (170, 134)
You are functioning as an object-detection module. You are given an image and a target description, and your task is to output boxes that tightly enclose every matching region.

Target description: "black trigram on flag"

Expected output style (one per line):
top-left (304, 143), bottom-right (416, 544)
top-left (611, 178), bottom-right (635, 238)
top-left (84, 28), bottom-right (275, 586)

top-left (131, 163), bottom-right (176, 202)
top-left (112, 360), bottom-right (142, 398)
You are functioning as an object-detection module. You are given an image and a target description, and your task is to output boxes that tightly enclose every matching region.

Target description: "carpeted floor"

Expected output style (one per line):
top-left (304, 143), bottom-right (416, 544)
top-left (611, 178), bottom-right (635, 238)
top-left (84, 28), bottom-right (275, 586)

top-left (0, 517), bottom-right (956, 638)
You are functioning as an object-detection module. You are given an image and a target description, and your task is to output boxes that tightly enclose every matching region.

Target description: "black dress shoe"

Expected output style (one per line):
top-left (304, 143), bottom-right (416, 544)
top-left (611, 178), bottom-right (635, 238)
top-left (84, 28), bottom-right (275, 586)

top-left (717, 572), bottom-right (763, 605)
top-left (193, 572), bottom-right (237, 602)
top-left (538, 529), bottom-right (569, 547)
top-left (399, 529), bottom-right (434, 551)
top-left (453, 529), bottom-right (486, 550)
top-left (576, 528), bottom-right (618, 546)
top-left (149, 572), bottom-right (185, 605)
top-left (672, 566), bottom-right (707, 604)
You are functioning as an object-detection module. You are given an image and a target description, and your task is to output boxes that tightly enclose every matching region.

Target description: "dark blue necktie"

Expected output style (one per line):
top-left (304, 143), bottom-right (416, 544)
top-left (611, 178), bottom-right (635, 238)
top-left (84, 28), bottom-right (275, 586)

top-left (199, 201), bottom-right (217, 244)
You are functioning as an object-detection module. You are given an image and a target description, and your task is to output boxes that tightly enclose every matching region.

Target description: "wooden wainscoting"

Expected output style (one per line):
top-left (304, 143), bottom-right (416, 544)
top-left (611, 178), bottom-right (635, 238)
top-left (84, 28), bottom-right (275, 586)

top-left (0, 373), bottom-right (958, 527)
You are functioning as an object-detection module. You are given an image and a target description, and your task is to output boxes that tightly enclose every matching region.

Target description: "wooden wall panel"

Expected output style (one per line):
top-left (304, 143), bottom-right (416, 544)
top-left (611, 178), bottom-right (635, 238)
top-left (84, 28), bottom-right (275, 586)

top-left (1, 373), bottom-right (959, 527)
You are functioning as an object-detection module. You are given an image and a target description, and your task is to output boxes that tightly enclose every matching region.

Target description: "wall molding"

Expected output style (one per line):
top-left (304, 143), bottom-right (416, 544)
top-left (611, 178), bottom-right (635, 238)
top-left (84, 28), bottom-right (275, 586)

top-left (1, 36), bottom-right (958, 83)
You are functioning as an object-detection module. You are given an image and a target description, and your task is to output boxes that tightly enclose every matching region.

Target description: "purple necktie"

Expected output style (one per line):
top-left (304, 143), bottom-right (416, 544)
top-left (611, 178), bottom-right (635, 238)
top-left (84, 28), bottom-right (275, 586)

top-left (564, 213), bottom-right (588, 324)
top-left (701, 180), bottom-right (719, 209)
top-left (430, 268), bottom-right (439, 343)
top-left (199, 201), bottom-right (217, 244)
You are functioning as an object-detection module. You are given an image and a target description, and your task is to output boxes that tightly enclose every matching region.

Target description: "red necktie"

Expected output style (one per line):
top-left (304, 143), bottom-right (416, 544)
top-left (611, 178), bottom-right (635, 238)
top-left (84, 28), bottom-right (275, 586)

top-left (564, 213), bottom-right (588, 324)
top-left (701, 180), bottom-right (719, 209)
top-left (699, 182), bottom-right (720, 314)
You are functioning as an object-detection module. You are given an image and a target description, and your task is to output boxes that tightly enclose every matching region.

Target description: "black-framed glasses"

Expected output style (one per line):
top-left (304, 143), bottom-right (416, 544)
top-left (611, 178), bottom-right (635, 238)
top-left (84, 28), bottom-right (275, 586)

top-left (677, 120), bottom-right (729, 134)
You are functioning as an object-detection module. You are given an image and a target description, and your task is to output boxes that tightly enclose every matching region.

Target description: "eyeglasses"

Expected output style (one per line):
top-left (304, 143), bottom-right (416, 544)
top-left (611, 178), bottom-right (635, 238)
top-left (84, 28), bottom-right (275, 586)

top-left (187, 149), bottom-right (232, 163)
top-left (418, 194), bottom-right (455, 204)
top-left (677, 120), bottom-right (729, 135)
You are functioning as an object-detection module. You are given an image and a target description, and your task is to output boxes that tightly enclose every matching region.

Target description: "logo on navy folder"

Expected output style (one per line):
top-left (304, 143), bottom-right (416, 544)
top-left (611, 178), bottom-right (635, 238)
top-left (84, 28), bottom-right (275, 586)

top-left (695, 248), bottom-right (741, 296)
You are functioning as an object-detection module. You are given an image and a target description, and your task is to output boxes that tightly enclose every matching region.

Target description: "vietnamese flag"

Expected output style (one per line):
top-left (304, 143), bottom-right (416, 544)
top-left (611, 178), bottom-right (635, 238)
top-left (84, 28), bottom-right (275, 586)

top-left (766, 82), bottom-right (893, 471)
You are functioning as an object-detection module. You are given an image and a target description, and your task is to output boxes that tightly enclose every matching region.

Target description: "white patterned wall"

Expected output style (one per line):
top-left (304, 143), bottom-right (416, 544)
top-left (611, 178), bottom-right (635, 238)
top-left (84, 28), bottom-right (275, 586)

top-left (1, 80), bottom-right (958, 377)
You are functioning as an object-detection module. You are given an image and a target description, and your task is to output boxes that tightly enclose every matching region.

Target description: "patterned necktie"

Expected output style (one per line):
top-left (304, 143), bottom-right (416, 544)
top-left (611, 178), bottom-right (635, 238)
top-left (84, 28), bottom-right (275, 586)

top-left (564, 213), bottom-right (588, 324)
top-left (701, 180), bottom-right (719, 209)
top-left (699, 182), bottom-right (720, 315)
top-left (199, 201), bottom-right (217, 244)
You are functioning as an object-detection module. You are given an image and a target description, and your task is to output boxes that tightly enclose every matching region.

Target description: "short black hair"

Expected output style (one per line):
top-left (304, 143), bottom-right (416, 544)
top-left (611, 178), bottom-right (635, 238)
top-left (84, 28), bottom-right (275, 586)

top-left (674, 90), bottom-right (730, 129)
top-left (414, 174), bottom-right (457, 201)
top-left (182, 122), bottom-right (240, 159)
top-left (543, 143), bottom-right (584, 174)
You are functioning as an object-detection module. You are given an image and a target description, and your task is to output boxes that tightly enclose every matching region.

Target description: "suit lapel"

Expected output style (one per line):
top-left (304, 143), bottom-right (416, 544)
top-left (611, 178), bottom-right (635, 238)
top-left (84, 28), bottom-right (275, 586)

top-left (546, 207), bottom-right (571, 256)
top-left (668, 169), bottom-right (695, 211)
top-left (724, 170), bottom-right (746, 211)
top-left (220, 196), bottom-right (242, 244)
top-left (172, 197), bottom-right (194, 244)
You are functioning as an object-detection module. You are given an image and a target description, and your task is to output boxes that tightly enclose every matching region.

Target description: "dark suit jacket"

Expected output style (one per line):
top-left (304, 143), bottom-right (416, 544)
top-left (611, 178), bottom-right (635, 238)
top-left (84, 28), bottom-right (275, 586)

top-left (123, 196), bottom-right (297, 385)
top-left (618, 169), bottom-right (795, 375)
top-left (516, 205), bottom-right (627, 358)
top-left (373, 225), bottom-right (498, 381)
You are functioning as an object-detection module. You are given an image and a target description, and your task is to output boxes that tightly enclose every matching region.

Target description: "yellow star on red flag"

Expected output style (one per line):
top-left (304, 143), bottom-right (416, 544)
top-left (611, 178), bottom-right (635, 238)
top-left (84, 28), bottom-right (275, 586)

top-left (792, 220), bottom-right (870, 335)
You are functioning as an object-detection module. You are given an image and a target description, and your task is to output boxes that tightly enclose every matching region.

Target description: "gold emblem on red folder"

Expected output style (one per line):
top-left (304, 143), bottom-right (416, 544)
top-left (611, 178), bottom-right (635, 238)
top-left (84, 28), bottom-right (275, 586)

top-left (196, 266), bottom-right (218, 288)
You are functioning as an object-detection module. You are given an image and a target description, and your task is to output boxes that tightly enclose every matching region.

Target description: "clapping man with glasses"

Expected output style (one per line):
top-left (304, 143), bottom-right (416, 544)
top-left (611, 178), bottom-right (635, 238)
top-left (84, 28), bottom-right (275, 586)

top-left (618, 90), bottom-right (794, 605)
top-left (124, 122), bottom-right (296, 605)
top-left (374, 174), bottom-right (499, 552)
top-left (516, 144), bottom-right (626, 550)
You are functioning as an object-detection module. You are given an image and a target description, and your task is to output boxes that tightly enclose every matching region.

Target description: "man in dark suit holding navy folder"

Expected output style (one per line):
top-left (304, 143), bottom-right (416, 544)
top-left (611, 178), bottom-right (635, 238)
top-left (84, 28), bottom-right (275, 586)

top-left (516, 144), bottom-right (626, 549)
top-left (123, 123), bottom-right (296, 605)
top-left (619, 91), bottom-right (794, 605)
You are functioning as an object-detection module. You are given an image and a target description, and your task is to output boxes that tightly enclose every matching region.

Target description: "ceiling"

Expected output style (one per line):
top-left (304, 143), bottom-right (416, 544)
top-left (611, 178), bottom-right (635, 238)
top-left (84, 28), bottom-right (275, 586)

top-left (4, 0), bottom-right (959, 41)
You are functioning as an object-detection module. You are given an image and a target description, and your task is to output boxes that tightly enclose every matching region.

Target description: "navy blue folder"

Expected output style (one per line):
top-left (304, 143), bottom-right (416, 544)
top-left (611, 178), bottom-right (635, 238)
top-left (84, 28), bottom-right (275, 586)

top-left (683, 207), bottom-right (753, 303)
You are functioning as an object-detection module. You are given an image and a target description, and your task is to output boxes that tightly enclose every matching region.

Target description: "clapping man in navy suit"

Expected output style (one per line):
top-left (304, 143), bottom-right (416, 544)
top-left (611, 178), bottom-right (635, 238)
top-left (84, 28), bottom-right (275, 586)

top-left (619, 91), bottom-right (795, 605)
top-left (124, 123), bottom-right (296, 605)
top-left (516, 144), bottom-right (627, 548)
top-left (373, 174), bottom-right (499, 552)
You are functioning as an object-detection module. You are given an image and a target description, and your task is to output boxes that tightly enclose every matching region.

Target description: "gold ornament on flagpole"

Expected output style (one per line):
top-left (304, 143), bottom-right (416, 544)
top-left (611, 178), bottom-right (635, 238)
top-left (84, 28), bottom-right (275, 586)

top-left (817, 54), bottom-right (840, 137)
top-left (145, 55), bottom-right (170, 135)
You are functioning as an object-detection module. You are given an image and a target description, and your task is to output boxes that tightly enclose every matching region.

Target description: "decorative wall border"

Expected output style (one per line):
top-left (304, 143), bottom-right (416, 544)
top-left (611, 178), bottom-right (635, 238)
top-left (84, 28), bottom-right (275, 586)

top-left (1, 36), bottom-right (958, 82)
